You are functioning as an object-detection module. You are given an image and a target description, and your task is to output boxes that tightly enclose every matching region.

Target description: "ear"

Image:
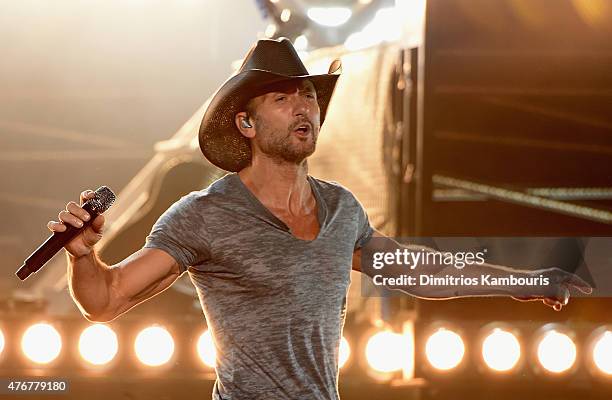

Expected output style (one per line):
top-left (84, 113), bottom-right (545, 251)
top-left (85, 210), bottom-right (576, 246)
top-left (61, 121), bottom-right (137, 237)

top-left (235, 112), bottom-right (255, 138)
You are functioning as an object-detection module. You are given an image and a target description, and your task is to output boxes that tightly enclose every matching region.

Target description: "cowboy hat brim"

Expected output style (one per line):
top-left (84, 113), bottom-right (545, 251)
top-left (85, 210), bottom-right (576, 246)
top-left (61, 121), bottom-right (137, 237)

top-left (199, 68), bottom-right (340, 172)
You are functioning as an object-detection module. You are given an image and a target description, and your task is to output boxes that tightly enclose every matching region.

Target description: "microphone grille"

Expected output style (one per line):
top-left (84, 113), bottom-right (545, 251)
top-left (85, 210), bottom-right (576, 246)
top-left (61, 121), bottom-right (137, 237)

top-left (90, 186), bottom-right (116, 213)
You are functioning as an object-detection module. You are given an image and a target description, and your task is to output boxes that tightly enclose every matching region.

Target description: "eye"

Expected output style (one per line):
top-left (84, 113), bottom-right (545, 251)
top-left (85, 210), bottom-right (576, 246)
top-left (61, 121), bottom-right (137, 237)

top-left (305, 93), bottom-right (316, 99)
top-left (275, 96), bottom-right (287, 102)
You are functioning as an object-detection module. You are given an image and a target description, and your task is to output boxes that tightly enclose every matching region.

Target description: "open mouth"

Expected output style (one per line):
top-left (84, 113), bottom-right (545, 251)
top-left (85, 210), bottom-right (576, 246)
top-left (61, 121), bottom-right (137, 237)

top-left (293, 123), bottom-right (312, 136)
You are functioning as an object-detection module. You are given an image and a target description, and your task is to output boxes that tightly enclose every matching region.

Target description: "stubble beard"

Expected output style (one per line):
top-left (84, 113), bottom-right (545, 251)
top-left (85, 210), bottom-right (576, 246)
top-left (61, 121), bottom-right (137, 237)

top-left (253, 115), bottom-right (319, 165)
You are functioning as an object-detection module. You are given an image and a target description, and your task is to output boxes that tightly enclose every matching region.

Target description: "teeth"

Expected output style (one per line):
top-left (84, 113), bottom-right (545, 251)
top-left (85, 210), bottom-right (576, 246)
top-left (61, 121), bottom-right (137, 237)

top-left (293, 123), bottom-right (310, 133)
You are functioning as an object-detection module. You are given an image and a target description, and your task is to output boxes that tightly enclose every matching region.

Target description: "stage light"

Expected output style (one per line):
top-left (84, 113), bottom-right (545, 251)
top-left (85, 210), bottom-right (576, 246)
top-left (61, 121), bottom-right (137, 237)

top-left (294, 35), bottom-right (308, 51)
top-left (0, 329), bottom-right (4, 356)
top-left (280, 9), bottom-right (291, 23)
top-left (307, 7), bottom-right (352, 27)
top-left (482, 328), bottom-right (521, 372)
top-left (592, 330), bottom-right (612, 375)
top-left (365, 331), bottom-right (405, 373)
top-left (197, 330), bottom-right (216, 368)
top-left (425, 328), bottom-right (465, 371)
top-left (344, 7), bottom-right (402, 51)
top-left (339, 336), bottom-right (350, 369)
top-left (21, 323), bottom-right (62, 364)
top-left (134, 325), bottom-right (175, 367)
top-left (371, 8), bottom-right (402, 42)
top-left (265, 24), bottom-right (277, 38)
top-left (536, 330), bottom-right (576, 373)
top-left (79, 324), bottom-right (118, 366)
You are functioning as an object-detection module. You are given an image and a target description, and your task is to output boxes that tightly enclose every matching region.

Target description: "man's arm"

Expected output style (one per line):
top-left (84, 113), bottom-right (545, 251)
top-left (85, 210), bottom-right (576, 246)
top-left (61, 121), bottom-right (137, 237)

top-left (352, 230), bottom-right (592, 310)
top-left (68, 247), bottom-right (181, 322)
top-left (55, 189), bottom-right (189, 322)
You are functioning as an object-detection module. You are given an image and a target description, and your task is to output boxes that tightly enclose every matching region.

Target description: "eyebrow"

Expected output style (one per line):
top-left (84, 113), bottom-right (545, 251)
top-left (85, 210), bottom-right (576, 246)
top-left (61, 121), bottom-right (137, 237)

top-left (269, 86), bottom-right (316, 95)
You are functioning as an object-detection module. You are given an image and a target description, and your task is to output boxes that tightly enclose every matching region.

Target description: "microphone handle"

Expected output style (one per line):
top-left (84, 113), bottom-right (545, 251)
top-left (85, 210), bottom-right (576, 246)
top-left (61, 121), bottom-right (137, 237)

top-left (15, 202), bottom-right (99, 281)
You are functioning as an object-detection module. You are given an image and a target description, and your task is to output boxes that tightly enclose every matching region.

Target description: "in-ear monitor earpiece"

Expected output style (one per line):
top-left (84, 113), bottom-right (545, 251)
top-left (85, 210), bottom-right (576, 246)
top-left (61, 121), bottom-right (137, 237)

top-left (241, 117), bottom-right (252, 129)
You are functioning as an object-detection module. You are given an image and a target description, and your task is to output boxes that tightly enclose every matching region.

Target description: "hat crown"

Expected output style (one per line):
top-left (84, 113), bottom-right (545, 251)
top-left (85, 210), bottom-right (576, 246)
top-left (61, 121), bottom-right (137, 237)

top-left (239, 38), bottom-right (309, 77)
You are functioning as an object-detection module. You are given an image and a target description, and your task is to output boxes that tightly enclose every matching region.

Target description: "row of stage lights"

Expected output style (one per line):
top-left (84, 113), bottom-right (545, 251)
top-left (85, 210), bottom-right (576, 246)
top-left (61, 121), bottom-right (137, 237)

top-left (341, 322), bottom-right (611, 379)
top-left (1, 321), bottom-right (610, 379)
top-left (0, 323), bottom-right (217, 369)
top-left (412, 323), bottom-right (612, 379)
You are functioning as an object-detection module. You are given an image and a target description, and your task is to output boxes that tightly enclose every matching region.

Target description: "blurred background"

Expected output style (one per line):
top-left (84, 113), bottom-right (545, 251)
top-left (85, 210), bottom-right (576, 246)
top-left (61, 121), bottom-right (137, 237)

top-left (1, 0), bottom-right (612, 399)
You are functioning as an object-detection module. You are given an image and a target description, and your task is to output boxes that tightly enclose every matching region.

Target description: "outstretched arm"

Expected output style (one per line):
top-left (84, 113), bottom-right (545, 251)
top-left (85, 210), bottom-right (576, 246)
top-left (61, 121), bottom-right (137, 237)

top-left (352, 230), bottom-right (592, 311)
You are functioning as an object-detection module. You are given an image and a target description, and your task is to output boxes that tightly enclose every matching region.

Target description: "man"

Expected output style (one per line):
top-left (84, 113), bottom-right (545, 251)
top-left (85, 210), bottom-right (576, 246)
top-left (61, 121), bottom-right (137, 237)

top-left (51, 38), bottom-right (591, 399)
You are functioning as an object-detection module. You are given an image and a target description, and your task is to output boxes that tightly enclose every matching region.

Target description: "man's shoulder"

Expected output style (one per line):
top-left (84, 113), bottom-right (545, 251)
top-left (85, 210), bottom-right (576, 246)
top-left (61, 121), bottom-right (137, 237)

top-left (310, 175), bottom-right (348, 192)
top-left (201, 173), bottom-right (240, 196)
top-left (171, 173), bottom-right (241, 209)
top-left (309, 176), bottom-right (360, 204)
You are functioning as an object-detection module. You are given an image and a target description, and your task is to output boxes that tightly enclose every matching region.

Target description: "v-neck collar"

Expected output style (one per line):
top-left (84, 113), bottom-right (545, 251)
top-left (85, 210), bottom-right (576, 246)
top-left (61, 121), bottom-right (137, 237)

top-left (231, 173), bottom-right (327, 241)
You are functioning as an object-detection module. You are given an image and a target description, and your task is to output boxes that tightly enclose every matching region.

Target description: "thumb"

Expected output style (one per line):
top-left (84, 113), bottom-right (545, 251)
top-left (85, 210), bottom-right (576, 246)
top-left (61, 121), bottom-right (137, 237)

top-left (547, 285), bottom-right (569, 307)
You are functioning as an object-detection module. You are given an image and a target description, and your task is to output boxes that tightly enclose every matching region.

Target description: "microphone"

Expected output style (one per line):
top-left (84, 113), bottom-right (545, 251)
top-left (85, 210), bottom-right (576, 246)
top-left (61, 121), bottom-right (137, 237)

top-left (15, 186), bottom-right (116, 281)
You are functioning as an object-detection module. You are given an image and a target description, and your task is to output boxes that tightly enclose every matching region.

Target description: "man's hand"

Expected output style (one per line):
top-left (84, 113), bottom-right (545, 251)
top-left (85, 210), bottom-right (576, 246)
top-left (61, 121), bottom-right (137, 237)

top-left (511, 267), bottom-right (593, 311)
top-left (48, 190), bottom-right (105, 258)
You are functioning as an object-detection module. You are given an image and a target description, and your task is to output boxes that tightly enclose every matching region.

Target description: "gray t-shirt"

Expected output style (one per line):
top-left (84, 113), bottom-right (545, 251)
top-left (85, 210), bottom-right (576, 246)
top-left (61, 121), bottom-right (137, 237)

top-left (144, 172), bottom-right (374, 400)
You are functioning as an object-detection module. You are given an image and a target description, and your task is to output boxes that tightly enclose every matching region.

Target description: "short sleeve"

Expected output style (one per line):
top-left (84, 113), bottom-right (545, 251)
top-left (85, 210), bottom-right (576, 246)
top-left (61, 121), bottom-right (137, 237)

top-left (351, 194), bottom-right (375, 250)
top-left (143, 192), bottom-right (209, 275)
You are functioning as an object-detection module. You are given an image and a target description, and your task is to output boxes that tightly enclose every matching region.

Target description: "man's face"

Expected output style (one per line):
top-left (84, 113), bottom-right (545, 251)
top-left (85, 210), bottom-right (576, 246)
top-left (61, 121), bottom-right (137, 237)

top-left (247, 79), bottom-right (321, 165)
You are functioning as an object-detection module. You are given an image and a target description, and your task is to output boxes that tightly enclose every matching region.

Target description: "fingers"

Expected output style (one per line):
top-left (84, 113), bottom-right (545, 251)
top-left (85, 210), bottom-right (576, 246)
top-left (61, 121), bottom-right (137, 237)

top-left (80, 190), bottom-right (95, 206)
top-left (47, 190), bottom-right (95, 232)
top-left (90, 214), bottom-right (105, 234)
top-left (557, 285), bottom-right (570, 306)
top-left (543, 297), bottom-right (564, 311)
top-left (567, 274), bottom-right (593, 294)
top-left (80, 216), bottom-right (104, 247)
top-left (47, 220), bottom-right (66, 232)
top-left (60, 193), bottom-right (93, 228)
top-left (513, 290), bottom-right (566, 311)
top-left (514, 294), bottom-right (563, 311)
top-left (511, 296), bottom-right (533, 302)
top-left (58, 208), bottom-right (85, 228)
top-left (542, 285), bottom-right (569, 311)
top-left (551, 268), bottom-right (593, 295)
top-left (67, 201), bottom-right (91, 222)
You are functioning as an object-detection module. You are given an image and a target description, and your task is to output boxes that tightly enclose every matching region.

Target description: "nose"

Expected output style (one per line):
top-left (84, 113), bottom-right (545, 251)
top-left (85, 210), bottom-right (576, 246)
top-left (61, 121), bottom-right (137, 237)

top-left (292, 95), bottom-right (311, 116)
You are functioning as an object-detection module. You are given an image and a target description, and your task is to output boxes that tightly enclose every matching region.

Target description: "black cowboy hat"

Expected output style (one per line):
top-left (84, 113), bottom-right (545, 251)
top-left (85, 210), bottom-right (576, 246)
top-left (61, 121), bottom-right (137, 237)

top-left (199, 37), bottom-right (341, 172)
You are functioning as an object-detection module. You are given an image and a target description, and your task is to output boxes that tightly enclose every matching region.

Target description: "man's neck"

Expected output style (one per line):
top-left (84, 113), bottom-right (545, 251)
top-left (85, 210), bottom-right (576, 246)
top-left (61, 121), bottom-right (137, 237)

top-left (237, 157), bottom-right (314, 216)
